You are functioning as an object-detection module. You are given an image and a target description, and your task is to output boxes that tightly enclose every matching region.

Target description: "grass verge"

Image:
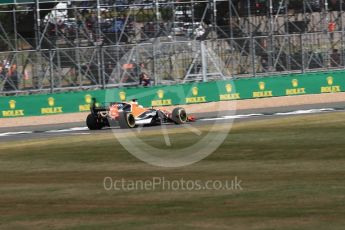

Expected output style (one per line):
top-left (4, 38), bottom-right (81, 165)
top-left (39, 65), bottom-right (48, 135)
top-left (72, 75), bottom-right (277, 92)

top-left (0, 112), bottom-right (345, 229)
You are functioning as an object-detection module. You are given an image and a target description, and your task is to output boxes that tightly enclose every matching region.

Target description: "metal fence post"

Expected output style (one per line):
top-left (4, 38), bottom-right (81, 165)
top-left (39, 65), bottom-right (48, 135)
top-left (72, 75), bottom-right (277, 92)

top-left (49, 49), bottom-right (54, 93)
top-left (153, 42), bottom-right (157, 86)
top-left (201, 41), bottom-right (207, 82)
top-left (301, 33), bottom-right (305, 73)
top-left (100, 45), bottom-right (105, 89)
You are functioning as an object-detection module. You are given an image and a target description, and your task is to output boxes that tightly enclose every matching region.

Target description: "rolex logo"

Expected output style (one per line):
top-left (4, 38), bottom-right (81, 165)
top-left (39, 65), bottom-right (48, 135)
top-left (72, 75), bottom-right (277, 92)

top-left (85, 94), bottom-right (92, 104)
top-left (259, 82), bottom-right (265, 91)
top-left (9, 100), bottom-right (16, 110)
top-left (192, 87), bottom-right (198, 96)
top-left (119, 91), bottom-right (126, 101)
top-left (157, 90), bottom-right (164, 99)
top-left (292, 79), bottom-right (298, 88)
top-left (327, 76), bottom-right (333, 86)
top-left (225, 84), bottom-right (232, 93)
top-left (48, 97), bottom-right (55, 107)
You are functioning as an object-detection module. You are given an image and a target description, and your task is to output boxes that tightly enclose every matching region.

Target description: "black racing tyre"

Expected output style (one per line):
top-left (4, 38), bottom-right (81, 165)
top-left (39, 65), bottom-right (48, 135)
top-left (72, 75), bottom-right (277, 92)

top-left (171, 107), bottom-right (187, 124)
top-left (86, 113), bottom-right (103, 130)
top-left (119, 112), bottom-right (136, 129)
top-left (107, 119), bottom-right (118, 128)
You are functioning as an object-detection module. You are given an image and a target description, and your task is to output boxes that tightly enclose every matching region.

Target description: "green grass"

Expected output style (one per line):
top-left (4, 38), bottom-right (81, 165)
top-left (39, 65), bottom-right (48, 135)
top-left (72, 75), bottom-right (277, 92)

top-left (1, 112), bottom-right (345, 229)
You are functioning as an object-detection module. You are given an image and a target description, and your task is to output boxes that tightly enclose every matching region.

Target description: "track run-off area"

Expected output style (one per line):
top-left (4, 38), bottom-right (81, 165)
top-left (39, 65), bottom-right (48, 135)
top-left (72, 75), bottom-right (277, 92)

top-left (1, 99), bottom-right (345, 229)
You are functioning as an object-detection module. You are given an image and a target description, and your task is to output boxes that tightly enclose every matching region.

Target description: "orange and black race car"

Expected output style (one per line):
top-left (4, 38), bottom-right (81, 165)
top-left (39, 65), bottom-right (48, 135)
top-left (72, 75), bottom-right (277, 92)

top-left (86, 99), bottom-right (195, 130)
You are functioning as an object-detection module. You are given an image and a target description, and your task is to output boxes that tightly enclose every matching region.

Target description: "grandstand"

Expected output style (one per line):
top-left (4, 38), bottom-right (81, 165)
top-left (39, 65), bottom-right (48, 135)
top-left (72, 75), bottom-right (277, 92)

top-left (0, 0), bottom-right (345, 94)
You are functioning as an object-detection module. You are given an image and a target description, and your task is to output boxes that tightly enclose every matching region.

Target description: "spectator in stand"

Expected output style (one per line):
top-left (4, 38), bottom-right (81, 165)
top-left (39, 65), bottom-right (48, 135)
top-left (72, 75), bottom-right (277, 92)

top-left (0, 63), bottom-right (5, 90)
top-left (0, 63), bottom-right (4, 76)
top-left (105, 61), bottom-right (114, 84)
top-left (139, 63), bottom-right (151, 86)
top-left (3, 64), bottom-right (19, 91)
top-left (261, 57), bottom-right (269, 72)
top-left (11, 64), bottom-right (19, 90)
top-left (86, 12), bottom-right (98, 41)
top-left (330, 49), bottom-right (341, 67)
top-left (77, 14), bottom-right (83, 30)
top-left (195, 25), bottom-right (205, 40)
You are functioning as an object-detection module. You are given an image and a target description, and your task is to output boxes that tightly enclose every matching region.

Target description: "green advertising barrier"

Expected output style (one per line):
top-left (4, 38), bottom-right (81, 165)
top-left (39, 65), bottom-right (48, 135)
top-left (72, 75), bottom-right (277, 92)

top-left (1, 71), bottom-right (344, 118)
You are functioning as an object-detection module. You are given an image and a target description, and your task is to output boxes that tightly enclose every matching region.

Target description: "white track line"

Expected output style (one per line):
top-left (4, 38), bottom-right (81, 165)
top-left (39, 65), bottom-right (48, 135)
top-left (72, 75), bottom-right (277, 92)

top-left (200, 108), bottom-right (337, 121)
top-left (0, 131), bottom-right (33, 137)
top-left (45, 127), bottom-right (89, 133)
top-left (275, 108), bottom-right (335, 116)
top-left (201, 113), bottom-right (264, 121)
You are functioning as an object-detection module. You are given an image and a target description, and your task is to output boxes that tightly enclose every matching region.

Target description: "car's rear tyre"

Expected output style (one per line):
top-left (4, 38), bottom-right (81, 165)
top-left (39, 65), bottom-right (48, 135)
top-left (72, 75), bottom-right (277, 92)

top-left (107, 118), bottom-right (118, 128)
top-left (86, 113), bottom-right (103, 130)
top-left (119, 112), bottom-right (136, 129)
top-left (172, 107), bottom-right (187, 124)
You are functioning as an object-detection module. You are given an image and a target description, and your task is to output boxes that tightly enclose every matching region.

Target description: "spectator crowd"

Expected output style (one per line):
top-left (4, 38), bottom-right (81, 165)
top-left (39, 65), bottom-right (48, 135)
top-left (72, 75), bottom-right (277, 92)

top-left (0, 61), bottom-right (19, 92)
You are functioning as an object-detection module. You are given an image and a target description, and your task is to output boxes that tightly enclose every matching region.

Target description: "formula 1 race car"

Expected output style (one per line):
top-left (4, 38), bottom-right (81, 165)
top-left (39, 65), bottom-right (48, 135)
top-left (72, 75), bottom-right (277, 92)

top-left (86, 98), bottom-right (195, 130)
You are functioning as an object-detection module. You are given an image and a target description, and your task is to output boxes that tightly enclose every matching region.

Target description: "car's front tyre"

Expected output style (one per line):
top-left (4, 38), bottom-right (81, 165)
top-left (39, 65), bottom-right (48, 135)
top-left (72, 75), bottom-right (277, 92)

top-left (119, 112), bottom-right (136, 129)
top-left (171, 107), bottom-right (187, 124)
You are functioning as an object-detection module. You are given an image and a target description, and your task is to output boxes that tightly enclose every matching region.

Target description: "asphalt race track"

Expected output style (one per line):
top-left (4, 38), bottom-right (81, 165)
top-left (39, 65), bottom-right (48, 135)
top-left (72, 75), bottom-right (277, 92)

top-left (1, 101), bottom-right (344, 142)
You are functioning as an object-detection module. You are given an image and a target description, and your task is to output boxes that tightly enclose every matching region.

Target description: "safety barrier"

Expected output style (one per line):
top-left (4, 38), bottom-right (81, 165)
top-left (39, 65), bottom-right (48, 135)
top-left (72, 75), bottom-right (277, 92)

top-left (1, 71), bottom-right (344, 118)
